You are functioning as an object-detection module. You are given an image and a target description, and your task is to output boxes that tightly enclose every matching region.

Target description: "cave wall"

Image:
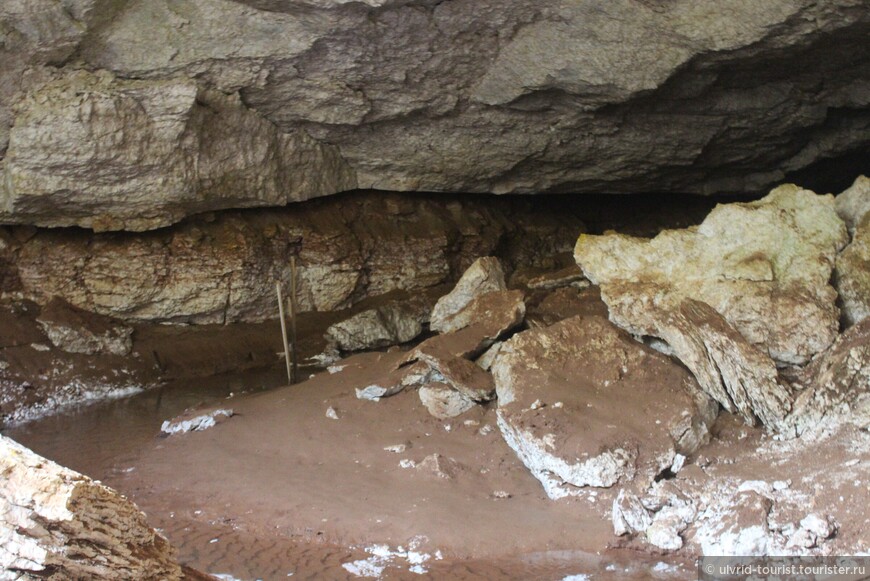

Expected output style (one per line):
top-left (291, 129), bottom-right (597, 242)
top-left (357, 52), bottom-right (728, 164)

top-left (0, 192), bottom-right (584, 324)
top-left (0, 0), bottom-right (868, 231)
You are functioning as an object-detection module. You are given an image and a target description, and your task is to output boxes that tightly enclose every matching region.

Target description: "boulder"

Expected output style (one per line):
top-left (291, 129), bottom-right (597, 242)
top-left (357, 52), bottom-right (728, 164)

top-left (787, 318), bottom-right (870, 437)
top-left (0, 434), bottom-right (182, 580)
top-left (0, 70), bottom-right (355, 231)
top-left (325, 298), bottom-right (429, 352)
top-left (835, 175), bottom-right (870, 235)
top-left (433, 289), bottom-right (526, 336)
top-left (430, 257), bottom-right (507, 332)
top-left (492, 315), bottom-right (717, 499)
top-left (836, 212), bottom-right (870, 327)
top-left (575, 185), bottom-right (848, 368)
top-left (36, 297), bottom-right (133, 356)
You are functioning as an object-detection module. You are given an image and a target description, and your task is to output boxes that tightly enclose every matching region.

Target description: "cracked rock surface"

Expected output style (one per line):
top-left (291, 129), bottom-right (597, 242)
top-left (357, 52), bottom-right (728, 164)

top-left (0, 434), bottom-right (182, 580)
top-left (2, 1), bottom-right (869, 229)
top-left (492, 315), bottom-right (717, 499)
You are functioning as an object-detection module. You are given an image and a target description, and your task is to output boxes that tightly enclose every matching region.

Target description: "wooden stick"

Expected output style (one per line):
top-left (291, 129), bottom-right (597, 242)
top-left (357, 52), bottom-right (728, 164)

top-left (276, 281), bottom-right (293, 385)
top-left (289, 256), bottom-right (299, 384)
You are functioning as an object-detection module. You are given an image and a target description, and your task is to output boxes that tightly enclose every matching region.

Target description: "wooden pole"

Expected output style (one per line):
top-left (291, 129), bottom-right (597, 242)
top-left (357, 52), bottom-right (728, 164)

top-left (276, 281), bottom-right (293, 385)
top-left (289, 256), bottom-right (299, 384)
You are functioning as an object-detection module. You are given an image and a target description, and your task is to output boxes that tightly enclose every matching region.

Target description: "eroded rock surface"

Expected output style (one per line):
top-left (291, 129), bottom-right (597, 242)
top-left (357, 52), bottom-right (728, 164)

top-left (492, 315), bottom-right (717, 499)
top-left (7, 193), bottom-right (582, 324)
top-left (0, 434), bottom-right (182, 580)
top-left (3, 0), bottom-right (869, 230)
top-left (1, 70), bottom-right (354, 231)
top-left (836, 213), bottom-right (870, 327)
top-left (325, 297), bottom-right (430, 352)
top-left (575, 185), bottom-right (848, 368)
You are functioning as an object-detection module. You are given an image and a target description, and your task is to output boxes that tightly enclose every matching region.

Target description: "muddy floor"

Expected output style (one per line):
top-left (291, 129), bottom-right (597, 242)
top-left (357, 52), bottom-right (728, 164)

top-left (6, 344), bottom-right (868, 580)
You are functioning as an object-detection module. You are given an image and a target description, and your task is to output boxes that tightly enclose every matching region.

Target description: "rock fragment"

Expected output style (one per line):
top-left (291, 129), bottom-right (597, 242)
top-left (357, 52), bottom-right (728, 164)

top-left (787, 318), bottom-right (870, 437)
top-left (325, 298), bottom-right (429, 352)
top-left (430, 257), bottom-right (507, 332)
top-left (160, 409), bottom-right (234, 435)
top-left (835, 175), bottom-right (870, 235)
top-left (493, 315), bottom-right (716, 499)
top-left (434, 289), bottom-right (526, 336)
top-left (0, 435), bottom-right (182, 579)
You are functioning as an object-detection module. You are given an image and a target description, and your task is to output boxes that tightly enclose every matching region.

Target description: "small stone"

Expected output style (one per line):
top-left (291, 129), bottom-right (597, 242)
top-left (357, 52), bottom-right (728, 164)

top-left (325, 407), bottom-right (340, 420)
top-left (799, 514), bottom-right (835, 540)
top-left (418, 384), bottom-right (476, 419)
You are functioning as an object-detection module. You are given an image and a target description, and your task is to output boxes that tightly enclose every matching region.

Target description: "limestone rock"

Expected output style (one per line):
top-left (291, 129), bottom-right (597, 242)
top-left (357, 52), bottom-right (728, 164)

top-left (325, 298), bottom-right (429, 352)
top-left (407, 350), bottom-right (496, 402)
top-left (40, 0), bottom-right (870, 219)
top-left (0, 70), bottom-right (355, 231)
top-left (693, 491), bottom-right (775, 556)
top-left (9, 192), bottom-right (583, 324)
top-left (788, 318), bottom-right (870, 437)
top-left (612, 490), bottom-right (652, 536)
top-left (434, 289), bottom-right (526, 336)
top-left (418, 383), bottom-right (475, 420)
top-left (607, 295), bottom-right (793, 433)
top-left (160, 408), bottom-right (234, 435)
top-left (576, 185), bottom-right (849, 367)
top-left (835, 175), bottom-right (870, 235)
top-left (836, 212), bottom-right (870, 327)
top-left (430, 257), bottom-right (507, 333)
top-left (36, 297), bottom-right (133, 356)
top-left (0, 434), bottom-right (182, 580)
top-left (492, 315), bottom-right (717, 499)
top-left (525, 266), bottom-right (589, 291)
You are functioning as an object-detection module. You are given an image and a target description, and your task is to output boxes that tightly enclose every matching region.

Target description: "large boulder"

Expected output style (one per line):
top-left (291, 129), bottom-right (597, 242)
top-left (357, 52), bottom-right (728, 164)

top-left (0, 70), bottom-right (355, 231)
top-left (788, 318), bottom-right (870, 437)
top-left (575, 185), bottom-right (848, 367)
top-left (835, 177), bottom-right (870, 327)
top-left (492, 315), bottom-right (717, 499)
top-left (835, 175), bottom-right (870, 235)
top-left (0, 434), bottom-right (182, 580)
top-left (324, 298), bottom-right (430, 352)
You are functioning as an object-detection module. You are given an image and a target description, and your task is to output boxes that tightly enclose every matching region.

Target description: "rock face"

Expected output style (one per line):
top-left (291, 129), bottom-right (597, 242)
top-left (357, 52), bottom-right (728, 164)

top-left (0, 434), bottom-right (182, 580)
top-left (2, 1), bottom-right (869, 229)
top-left (5, 192), bottom-right (582, 324)
top-left (1, 70), bottom-right (355, 231)
top-left (575, 185), bottom-right (848, 367)
top-left (492, 315), bottom-right (717, 499)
